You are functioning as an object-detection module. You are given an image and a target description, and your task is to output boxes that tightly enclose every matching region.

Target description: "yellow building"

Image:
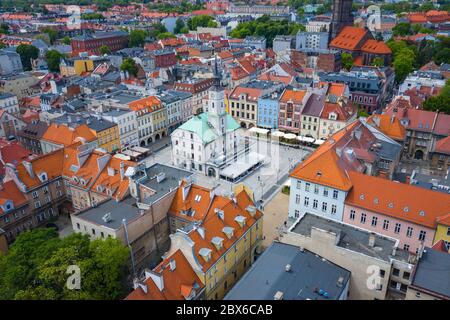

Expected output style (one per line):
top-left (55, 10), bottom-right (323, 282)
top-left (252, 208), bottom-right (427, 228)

top-left (60, 57), bottom-right (107, 77)
top-left (167, 183), bottom-right (263, 300)
top-left (433, 214), bottom-right (450, 245)
top-left (87, 118), bottom-right (121, 153)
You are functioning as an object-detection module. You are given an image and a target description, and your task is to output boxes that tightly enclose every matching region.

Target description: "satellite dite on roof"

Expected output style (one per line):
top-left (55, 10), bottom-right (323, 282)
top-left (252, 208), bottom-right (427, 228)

top-left (102, 212), bottom-right (112, 223)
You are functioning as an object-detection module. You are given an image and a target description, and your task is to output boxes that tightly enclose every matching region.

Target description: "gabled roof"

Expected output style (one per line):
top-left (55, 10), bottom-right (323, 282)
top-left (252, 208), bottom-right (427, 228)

top-left (329, 26), bottom-right (368, 51)
top-left (435, 136), bottom-right (450, 155)
top-left (361, 39), bottom-right (392, 55)
top-left (280, 89), bottom-right (306, 103)
top-left (0, 181), bottom-right (27, 216)
top-left (125, 249), bottom-right (204, 300)
top-left (169, 182), bottom-right (212, 222)
top-left (346, 171), bottom-right (450, 229)
top-left (366, 114), bottom-right (406, 141)
top-left (42, 123), bottom-right (97, 146)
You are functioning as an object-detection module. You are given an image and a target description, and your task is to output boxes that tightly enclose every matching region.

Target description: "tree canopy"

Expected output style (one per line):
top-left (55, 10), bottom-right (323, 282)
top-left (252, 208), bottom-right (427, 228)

top-left (341, 52), bottom-right (353, 71)
top-left (120, 57), bottom-right (139, 77)
top-left (0, 228), bottom-right (129, 300)
top-left (16, 44), bottom-right (39, 71)
top-left (128, 29), bottom-right (148, 48)
top-left (45, 50), bottom-right (65, 72)
top-left (423, 79), bottom-right (450, 114)
top-left (187, 15), bottom-right (218, 31)
top-left (229, 15), bottom-right (305, 47)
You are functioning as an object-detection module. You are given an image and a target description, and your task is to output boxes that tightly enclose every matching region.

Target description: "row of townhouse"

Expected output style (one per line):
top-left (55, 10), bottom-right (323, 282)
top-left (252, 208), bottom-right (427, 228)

top-left (227, 80), bottom-right (357, 140)
top-left (287, 119), bottom-right (450, 258)
top-left (0, 140), bottom-right (136, 244)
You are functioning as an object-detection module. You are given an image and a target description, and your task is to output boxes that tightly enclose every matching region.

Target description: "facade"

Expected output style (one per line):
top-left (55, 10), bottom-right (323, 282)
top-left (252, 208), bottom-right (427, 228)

top-left (0, 110), bottom-right (26, 139)
top-left (300, 93), bottom-right (325, 139)
top-left (0, 92), bottom-right (19, 115)
top-left (152, 49), bottom-right (177, 69)
top-left (166, 187), bottom-right (263, 300)
top-left (296, 32), bottom-right (329, 50)
top-left (273, 36), bottom-right (294, 54)
top-left (244, 37), bottom-right (267, 51)
top-left (257, 91), bottom-right (282, 129)
top-left (0, 73), bottom-right (40, 99)
top-left (71, 31), bottom-right (129, 56)
top-left (173, 78), bottom-right (214, 115)
top-left (430, 136), bottom-right (450, 171)
top-left (291, 49), bottom-right (341, 72)
top-left (278, 88), bottom-right (308, 133)
top-left (171, 73), bottom-right (240, 175)
top-left (330, 0), bottom-right (354, 40)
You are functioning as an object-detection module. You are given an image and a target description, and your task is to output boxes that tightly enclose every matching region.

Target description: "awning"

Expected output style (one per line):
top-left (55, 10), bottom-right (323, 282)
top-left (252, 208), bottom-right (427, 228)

top-left (131, 146), bottom-right (150, 153)
top-left (314, 139), bottom-right (325, 145)
top-left (249, 127), bottom-right (270, 135)
top-left (283, 133), bottom-right (297, 140)
top-left (271, 131), bottom-right (284, 137)
top-left (302, 137), bottom-right (315, 143)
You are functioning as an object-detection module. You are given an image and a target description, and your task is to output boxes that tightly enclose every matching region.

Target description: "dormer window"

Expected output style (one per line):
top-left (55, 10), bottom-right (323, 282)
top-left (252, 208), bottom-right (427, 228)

top-left (373, 198), bottom-right (379, 204)
top-left (199, 248), bottom-right (212, 262)
top-left (211, 237), bottom-right (224, 250)
top-left (419, 210), bottom-right (425, 216)
top-left (80, 178), bottom-right (86, 186)
top-left (246, 205), bottom-right (257, 217)
top-left (72, 176), bottom-right (79, 183)
top-left (359, 194), bottom-right (365, 200)
top-left (235, 215), bottom-right (246, 228)
top-left (388, 202), bottom-right (394, 208)
top-left (403, 207), bottom-right (409, 213)
top-left (222, 226), bottom-right (234, 239)
top-left (38, 172), bottom-right (47, 182)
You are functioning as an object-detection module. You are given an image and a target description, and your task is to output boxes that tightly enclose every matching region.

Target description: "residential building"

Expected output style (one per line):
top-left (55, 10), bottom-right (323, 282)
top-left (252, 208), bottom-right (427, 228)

top-left (296, 32), bottom-right (329, 50)
top-left (40, 123), bottom-right (97, 154)
top-left (102, 109), bottom-right (139, 149)
top-left (257, 90), bottom-right (282, 130)
top-left (229, 4), bottom-right (289, 15)
top-left (300, 93), bottom-right (325, 139)
top-left (433, 214), bottom-right (450, 248)
top-left (173, 78), bottom-right (214, 115)
top-left (71, 31), bottom-right (129, 56)
top-left (0, 93), bottom-right (19, 115)
top-left (430, 136), bottom-right (450, 171)
top-left (343, 171), bottom-right (450, 254)
top-left (126, 249), bottom-right (206, 300)
top-left (0, 110), bottom-right (26, 139)
top-left (244, 37), bottom-right (267, 51)
top-left (306, 20), bottom-right (331, 33)
top-left (281, 213), bottom-right (414, 300)
top-left (225, 242), bottom-right (350, 300)
top-left (405, 247), bottom-right (450, 300)
top-left (291, 49), bottom-right (342, 72)
top-left (0, 73), bottom-right (40, 99)
top-left (273, 36), bottom-right (294, 55)
top-left (278, 88), bottom-right (308, 133)
top-left (157, 90), bottom-right (192, 134)
top-left (366, 114), bottom-right (407, 144)
top-left (165, 187), bottom-right (263, 300)
top-left (129, 96), bottom-right (167, 146)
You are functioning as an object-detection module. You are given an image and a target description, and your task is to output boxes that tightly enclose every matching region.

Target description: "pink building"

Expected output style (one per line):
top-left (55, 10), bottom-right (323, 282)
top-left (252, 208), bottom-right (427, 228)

top-left (343, 171), bottom-right (450, 254)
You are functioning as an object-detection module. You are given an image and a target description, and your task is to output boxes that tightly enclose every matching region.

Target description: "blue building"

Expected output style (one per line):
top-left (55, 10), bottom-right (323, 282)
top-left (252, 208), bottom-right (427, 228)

top-left (257, 91), bottom-right (282, 129)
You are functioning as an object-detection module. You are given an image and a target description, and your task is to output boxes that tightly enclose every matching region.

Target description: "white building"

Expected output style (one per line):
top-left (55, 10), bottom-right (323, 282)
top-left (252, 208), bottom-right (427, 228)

top-left (171, 63), bottom-right (240, 176)
top-left (0, 93), bottom-right (19, 115)
top-left (305, 21), bottom-right (331, 33)
top-left (102, 109), bottom-right (139, 149)
top-left (0, 49), bottom-right (23, 76)
top-left (157, 90), bottom-right (193, 134)
top-left (398, 71), bottom-right (446, 95)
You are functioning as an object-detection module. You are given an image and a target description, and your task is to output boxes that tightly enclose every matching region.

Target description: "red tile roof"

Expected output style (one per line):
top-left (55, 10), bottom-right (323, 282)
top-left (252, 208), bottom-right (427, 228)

top-left (361, 39), bottom-right (392, 55)
top-left (329, 26), bottom-right (368, 51)
top-left (434, 136), bottom-right (450, 155)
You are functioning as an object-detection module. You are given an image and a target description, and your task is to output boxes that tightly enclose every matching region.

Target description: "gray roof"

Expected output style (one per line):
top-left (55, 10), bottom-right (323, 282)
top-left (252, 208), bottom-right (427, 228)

top-left (0, 92), bottom-right (16, 100)
top-left (291, 213), bottom-right (410, 263)
top-left (411, 248), bottom-right (450, 298)
top-left (224, 242), bottom-right (351, 300)
top-left (157, 90), bottom-right (192, 104)
top-left (302, 93), bottom-right (325, 117)
top-left (76, 196), bottom-right (139, 230)
top-left (73, 30), bottom-right (128, 41)
top-left (132, 163), bottom-right (193, 205)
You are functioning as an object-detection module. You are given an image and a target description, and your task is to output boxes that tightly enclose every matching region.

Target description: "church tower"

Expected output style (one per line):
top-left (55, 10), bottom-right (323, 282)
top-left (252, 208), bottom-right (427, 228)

top-left (330, 0), bottom-right (354, 40)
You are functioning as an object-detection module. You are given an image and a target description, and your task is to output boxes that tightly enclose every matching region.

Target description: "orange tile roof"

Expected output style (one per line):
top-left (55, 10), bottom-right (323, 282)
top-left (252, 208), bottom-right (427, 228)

top-left (42, 123), bottom-right (97, 147)
top-left (186, 190), bottom-right (262, 272)
top-left (321, 102), bottom-right (354, 122)
top-left (361, 39), bottom-right (392, 55)
top-left (229, 86), bottom-right (263, 102)
top-left (258, 72), bottom-right (292, 85)
top-left (435, 136), bottom-right (450, 155)
top-left (326, 82), bottom-right (346, 97)
top-left (125, 249), bottom-right (204, 300)
top-left (280, 89), bottom-right (306, 103)
top-left (366, 114), bottom-right (406, 141)
top-left (329, 26), bottom-right (368, 51)
top-left (436, 214), bottom-right (450, 227)
top-left (169, 182), bottom-right (212, 222)
top-left (128, 96), bottom-right (162, 112)
top-left (346, 171), bottom-right (450, 229)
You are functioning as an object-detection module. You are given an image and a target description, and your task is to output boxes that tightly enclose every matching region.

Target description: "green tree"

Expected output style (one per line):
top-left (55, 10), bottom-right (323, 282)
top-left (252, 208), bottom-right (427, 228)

top-left (41, 27), bottom-right (59, 45)
top-left (16, 44), bottom-right (39, 71)
top-left (81, 13), bottom-right (105, 20)
top-left (45, 50), bottom-right (64, 72)
top-left (187, 15), bottom-right (217, 30)
top-left (0, 43), bottom-right (6, 49)
top-left (0, 23), bottom-right (9, 34)
top-left (157, 32), bottom-right (176, 40)
top-left (61, 36), bottom-right (71, 45)
top-left (129, 29), bottom-right (148, 48)
top-left (371, 57), bottom-right (384, 67)
top-left (99, 45), bottom-right (111, 55)
top-left (120, 57), bottom-right (138, 77)
top-left (423, 79), bottom-right (450, 114)
top-left (392, 22), bottom-right (412, 36)
top-left (341, 52), bottom-right (353, 71)
top-left (434, 48), bottom-right (450, 65)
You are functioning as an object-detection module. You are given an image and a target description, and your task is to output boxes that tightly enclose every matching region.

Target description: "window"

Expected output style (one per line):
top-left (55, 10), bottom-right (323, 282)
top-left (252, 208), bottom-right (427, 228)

top-left (305, 183), bottom-right (310, 192)
top-left (294, 210), bottom-right (300, 218)
top-left (323, 188), bottom-right (328, 197)
top-left (415, 292), bottom-right (421, 298)
top-left (32, 191), bottom-right (38, 199)
top-left (76, 223), bottom-right (80, 229)
top-left (418, 230), bottom-right (426, 241)
top-left (304, 197), bottom-right (309, 207)
top-left (322, 202), bottom-right (327, 212)
top-left (403, 272), bottom-right (410, 280)
top-left (403, 244), bottom-right (410, 251)
top-left (406, 227), bottom-right (413, 238)
top-left (313, 199), bottom-right (318, 209)
top-left (371, 216), bottom-right (378, 227)
top-left (296, 180), bottom-right (301, 189)
top-left (392, 268), bottom-right (400, 277)
top-left (333, 190), bottom-right (338, 199)
top-left (361, 213), bottom-right (366, 224)
top-left (349, 210), bottom-right (355, 220)
top-left (447, 227), bottom-right (450, 236)
top-left (394, 223), bottom-right (401, 234)
top-left (331, 204), bottom-right (337, 215)
top-left (314, 185), bottom-right (319, 194)
top-left (383, 220), bottom-right (389, 230)
top-left (295, 194), bottom-right (300, 204)
top-left (380, 269), bottom-right (385, 278)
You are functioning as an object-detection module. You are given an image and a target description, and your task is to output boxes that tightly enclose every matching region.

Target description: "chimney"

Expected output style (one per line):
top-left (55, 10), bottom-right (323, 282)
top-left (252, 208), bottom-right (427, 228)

top-left (146, 270), bottom-right (164, 292)
top-left (169, 259), bottom-right (176, 271)
top-left (392, 246), bottom-right (397, 257)
top-left (22, 161), bottom-right (34, 178)
top-left (390, 115), bottom-right (395, 124)
top-left (368, 233), bottom-right (376, 247)
top-left (120, 162), bottom-right (125, 181)
top-left (133, 278), bottom-right (148, 294)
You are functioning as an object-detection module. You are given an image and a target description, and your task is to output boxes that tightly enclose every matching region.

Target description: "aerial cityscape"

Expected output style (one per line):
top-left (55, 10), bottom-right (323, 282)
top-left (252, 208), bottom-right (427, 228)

top-left (0, 0), bottom-right (449, 303)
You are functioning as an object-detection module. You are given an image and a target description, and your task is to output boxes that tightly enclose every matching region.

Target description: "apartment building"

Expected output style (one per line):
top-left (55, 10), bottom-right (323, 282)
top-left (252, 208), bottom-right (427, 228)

top-left (40, 123), bottom-right (97, 154)
top-left (102, 109), bottom-right (139, 149)
top-left (173, 78), bottom-right (214, 115)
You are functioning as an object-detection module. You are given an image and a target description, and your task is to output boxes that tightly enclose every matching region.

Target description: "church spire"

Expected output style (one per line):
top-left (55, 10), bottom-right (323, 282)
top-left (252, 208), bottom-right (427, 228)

top-left (212, 55), bottom-right (223, 90)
